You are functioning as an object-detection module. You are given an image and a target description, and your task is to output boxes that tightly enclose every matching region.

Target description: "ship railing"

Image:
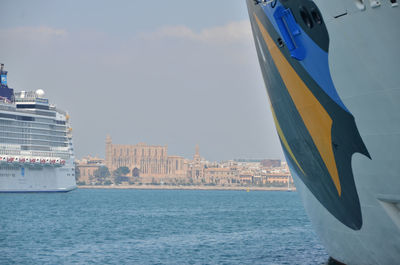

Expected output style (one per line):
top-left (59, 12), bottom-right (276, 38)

top-left (14, 108), bottom-right (56, 117)
top-left (0, 103), bottom-right (16, 112)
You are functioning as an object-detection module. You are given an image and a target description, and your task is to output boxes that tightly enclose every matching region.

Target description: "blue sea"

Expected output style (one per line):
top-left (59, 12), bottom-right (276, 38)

top-left (0, 189), bottom-right (328, 264)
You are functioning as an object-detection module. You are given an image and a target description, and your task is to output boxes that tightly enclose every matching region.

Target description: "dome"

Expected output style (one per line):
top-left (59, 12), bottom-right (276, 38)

top-left (35, 89), bottom-right (45, 98)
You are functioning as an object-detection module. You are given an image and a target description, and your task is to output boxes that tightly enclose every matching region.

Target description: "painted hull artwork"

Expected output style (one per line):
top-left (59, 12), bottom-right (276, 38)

top-left (247, 0), bottom-right (370, 230)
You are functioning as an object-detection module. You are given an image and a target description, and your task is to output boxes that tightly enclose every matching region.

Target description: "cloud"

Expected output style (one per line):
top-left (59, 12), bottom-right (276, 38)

top-left (0, 26), bottom-right (67, 43)
top-left (141, 20), bottom-right (252, 44)
top-left (0, 21), bottom-right (282, 160)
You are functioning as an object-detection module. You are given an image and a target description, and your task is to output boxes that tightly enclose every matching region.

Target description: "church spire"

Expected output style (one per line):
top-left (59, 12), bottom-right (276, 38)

top-left (194, 144), bottom-right (200, 162)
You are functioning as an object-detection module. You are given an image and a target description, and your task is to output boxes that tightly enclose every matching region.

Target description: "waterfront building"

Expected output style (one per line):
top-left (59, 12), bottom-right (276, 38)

top-left (239, 173), bottom-right (253, 185)
top-left (204, 167), bottom-right (239, 185)
top-left (75, 156), bottom-right (104, 184)
top-left (105, 135), bottom-right (186, 182)
top-left (74, 136), bottom-right (294, 187)
top-left (188, 145), bottom-right (205, 183)
top-left (264, 174), bottom-right (293, 186)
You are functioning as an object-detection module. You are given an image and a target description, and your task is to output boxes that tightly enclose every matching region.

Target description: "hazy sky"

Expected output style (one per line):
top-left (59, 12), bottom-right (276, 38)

top-left (0, 0), bottom-right (283, 161)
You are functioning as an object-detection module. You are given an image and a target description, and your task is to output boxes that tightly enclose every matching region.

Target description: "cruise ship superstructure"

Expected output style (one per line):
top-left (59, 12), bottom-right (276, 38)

top-left (246, 0), bottom-right (400, 264)
top-left (0, 64), bottom-right (76, 192)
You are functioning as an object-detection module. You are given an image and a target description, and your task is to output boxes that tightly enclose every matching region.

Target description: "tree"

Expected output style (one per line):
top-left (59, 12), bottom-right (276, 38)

top-left (113, 166), bottom-right (130, 177)
top-left (75, 167), bottom-right (81, 181)
top-left (132, 167), bottom-right (140, 177)
top-left (94, 166), bottom-right (111, 183)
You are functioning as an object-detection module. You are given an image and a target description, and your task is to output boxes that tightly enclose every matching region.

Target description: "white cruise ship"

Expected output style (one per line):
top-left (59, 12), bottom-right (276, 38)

top-left (0, 64), bottom-right (76, 192)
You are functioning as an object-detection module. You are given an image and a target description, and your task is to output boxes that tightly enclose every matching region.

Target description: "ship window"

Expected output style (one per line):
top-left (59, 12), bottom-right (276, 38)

top-left (16, 104), bottom-right (50, 110)
top-left (0, 113), bottom-right (34, 121)
top-left (310, 8), bottom-right (322, 25)
top-left (277, 38), bottom-right (284, 48)
top-left (299, 7), bottom-right (313, 28)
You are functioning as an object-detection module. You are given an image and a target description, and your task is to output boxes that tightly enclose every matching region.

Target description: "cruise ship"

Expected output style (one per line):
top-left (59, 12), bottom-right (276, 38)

top-left (0, 64), bottom-right (76, 192)
top-left (246, 0), bottom-right (399, 264)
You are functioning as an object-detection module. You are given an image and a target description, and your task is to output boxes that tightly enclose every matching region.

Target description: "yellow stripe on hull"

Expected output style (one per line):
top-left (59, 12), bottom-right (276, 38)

top-left (254, 14), bottom-right (342, 196)
top-left (271, 105), bottom-right (305, 175)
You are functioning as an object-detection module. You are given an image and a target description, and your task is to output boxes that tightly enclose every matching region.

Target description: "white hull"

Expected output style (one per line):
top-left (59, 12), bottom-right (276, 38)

top-left (301, 1), bottom-right (400, 264)
top-left (0, 160), bottom-right (76, 193)
top-left (247, 0), bottom-right (400, 264)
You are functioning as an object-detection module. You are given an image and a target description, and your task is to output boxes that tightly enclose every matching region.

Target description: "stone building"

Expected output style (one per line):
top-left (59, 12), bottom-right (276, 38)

top-left (166, 156), bottom-right (187, 179)
top-left (188, 145), bottom-right (205, 183)
top-left (76, 156), bottom-right (105, 184)
top-left (204, 167), bottom-right (239, 185)
top-left (105, 135), bottom-right (186, 181)
top-left (265, 174), bottom-right (293, 185)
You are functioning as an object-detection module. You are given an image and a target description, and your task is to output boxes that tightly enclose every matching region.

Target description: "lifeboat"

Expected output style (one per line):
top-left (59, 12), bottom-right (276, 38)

top-left (40, 158), bottom-right (46, 164)
top-left (60, 160), bottom-right (66, 165)
top-left (50, 159), bottom-right (56, 164)
top-left (7, 157), bottom-right (14, 163)
top-left (31, 158), bottom-right (36, 163)
top-left (19, 157), bottom-right (25, 163)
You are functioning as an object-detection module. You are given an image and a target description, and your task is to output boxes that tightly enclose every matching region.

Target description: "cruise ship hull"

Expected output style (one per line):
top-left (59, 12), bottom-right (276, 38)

top-left (0, 160), bottom-right (76, 192)
top-left (247, 0), bottom-right (400, 264)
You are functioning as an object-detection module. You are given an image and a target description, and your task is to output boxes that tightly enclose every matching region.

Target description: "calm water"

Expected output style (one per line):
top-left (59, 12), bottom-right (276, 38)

top-left (0, 189), bottom-right (328, 264)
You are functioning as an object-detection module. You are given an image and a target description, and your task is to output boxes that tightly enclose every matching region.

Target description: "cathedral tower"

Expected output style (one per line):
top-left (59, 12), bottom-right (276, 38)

top-left (105, 135), bottom-right (112, 169)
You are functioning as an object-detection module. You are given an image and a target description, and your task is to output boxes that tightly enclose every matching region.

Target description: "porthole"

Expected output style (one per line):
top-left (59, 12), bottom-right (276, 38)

top-left (277, 38), bottom-right (284, 48)
top-left (299, 7), bottom-right (313, 29)
top-left (310, 8), bottom-right (322, 25)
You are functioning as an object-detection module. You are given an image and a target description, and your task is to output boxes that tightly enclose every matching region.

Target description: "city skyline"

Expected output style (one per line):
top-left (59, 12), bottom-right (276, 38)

top-left (76, 137), bottom-right (290, 187)
top-left (0, 0), bottom-right (284, 161)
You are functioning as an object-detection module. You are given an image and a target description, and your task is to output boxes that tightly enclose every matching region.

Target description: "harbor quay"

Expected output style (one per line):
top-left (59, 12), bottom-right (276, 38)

top-left (75, 135), bottom-right (294, 189)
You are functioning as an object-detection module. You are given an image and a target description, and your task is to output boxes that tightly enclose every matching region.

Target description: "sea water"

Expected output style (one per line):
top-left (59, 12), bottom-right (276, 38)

top-left (0, 189), bottom-right (328, 264)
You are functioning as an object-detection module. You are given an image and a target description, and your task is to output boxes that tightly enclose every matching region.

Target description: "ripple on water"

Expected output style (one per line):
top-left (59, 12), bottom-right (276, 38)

top-left (0, 189), bottom-right (328, 264)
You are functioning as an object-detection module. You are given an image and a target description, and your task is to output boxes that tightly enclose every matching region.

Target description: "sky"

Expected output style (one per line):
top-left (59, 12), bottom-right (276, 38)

top-left (0, 0), bottom-right (284, 161)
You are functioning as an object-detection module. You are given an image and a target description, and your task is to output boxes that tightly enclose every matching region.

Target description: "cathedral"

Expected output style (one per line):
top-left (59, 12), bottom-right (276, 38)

top-left (105, 135), bottom-right (186, 180)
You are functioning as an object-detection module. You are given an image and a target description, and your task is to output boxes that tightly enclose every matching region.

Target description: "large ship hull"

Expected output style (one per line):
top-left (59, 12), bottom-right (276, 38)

top-left (247, 0), bottom-right (400, 264)
top-left (0, 160), bottom-right (76, 192)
